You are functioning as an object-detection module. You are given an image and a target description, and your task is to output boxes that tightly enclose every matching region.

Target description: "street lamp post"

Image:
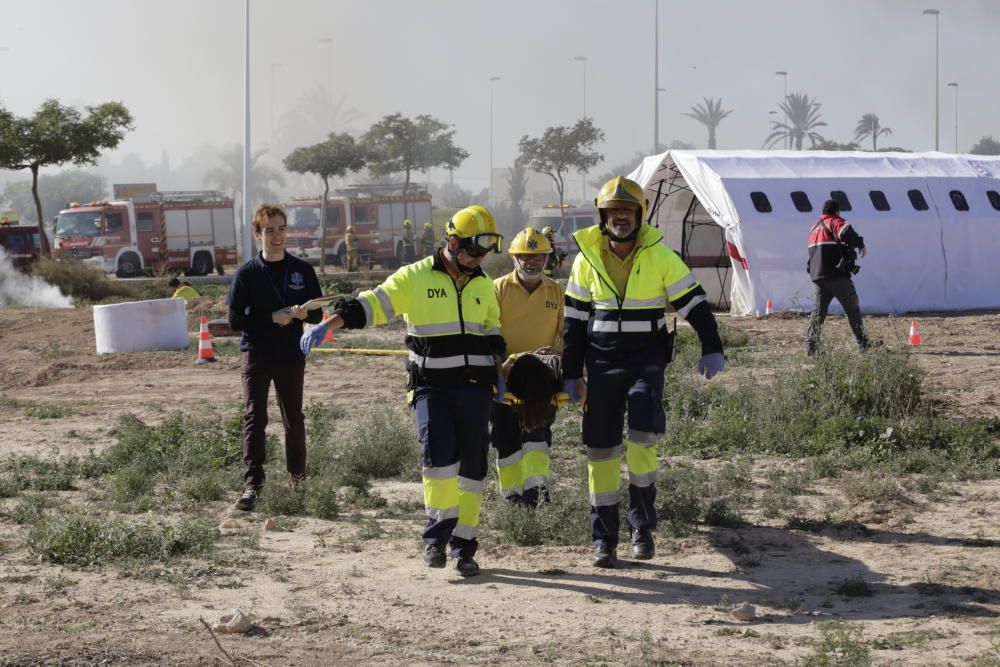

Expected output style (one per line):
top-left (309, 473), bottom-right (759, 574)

top-left (489, 76), bottom-right (500, 207)
top-left (574, 56), bottom-right (587, 203)
top-left (947, 81), bottom-right (958, 153)
top-left (775, 70), bottom-right (788, 149)
top-left (923, 9), bottom-right (940, 151)
top-left (270, 62), bottom-right (282, 148)
top-left (319, 37), bottom-right (334, 130)
top-left (657, 87), bottom-right (665, 152)
top-left (0, 47), bottom-right (9, 104)
top-left (241, 0), bottom-right (253, 263)
top-left (653, 0), bottom-right (659, 153)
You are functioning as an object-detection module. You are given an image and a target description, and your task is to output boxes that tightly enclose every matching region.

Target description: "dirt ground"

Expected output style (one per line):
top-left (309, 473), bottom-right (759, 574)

top-left (0, 303), bottom-right (998, 666)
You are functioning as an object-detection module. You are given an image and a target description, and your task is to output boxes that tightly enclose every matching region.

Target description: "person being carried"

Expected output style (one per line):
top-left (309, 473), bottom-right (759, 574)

top-left (301, 205), bottom-right (505, 578)
top-left (168, 277), bottom-right (200, 303)
top-left (227, 204), bottom-right (323, 511)
top-left (492, 227), bottom-right (565, 508)
top-left (805, 198), bottom-right (870, 355)
top-left (563, 176), bottom-right (725, 568)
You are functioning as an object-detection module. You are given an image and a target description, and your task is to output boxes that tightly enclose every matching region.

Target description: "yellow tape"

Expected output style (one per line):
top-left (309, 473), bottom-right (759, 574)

top-left (311, 348), bottom-right (409, 356)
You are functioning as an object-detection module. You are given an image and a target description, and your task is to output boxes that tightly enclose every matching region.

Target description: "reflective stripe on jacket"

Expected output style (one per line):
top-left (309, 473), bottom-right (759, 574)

top-left (357, 250), bottom-right (505, 387)
top-left (563, 224), bottom-right (706, 378)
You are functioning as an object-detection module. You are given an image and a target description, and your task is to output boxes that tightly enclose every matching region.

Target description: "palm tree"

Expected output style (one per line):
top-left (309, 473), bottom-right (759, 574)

top-left (682, 97), bottom-right (733, 149)
top-left (853, 113), bottom-right (893, 151)
top-left (765, 93), bottom-right (828, 150)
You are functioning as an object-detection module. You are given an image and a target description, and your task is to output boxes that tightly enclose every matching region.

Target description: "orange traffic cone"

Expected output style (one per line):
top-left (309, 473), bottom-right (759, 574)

top-left (324, 327), bottom-right (334, 343)
top-left (765, 299), bottom-right (775, 316)
top-left (195, 315), bottom-right (217, 364)
top-left (908, 320), bottom-right (922, 346)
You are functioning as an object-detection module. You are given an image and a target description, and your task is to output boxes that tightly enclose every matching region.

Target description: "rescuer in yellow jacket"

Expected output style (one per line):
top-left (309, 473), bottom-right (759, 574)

top-left (401, 219), bottom-right (416, 264)
top-left (301, 205), bottom-right (505, 577)
top-left (492, 227), bottom-right (564, 507)
top-left (343, 226), bottom-right (359, 272)
top-left (420, 221), bottom-right (436, 258)
top-left (563, 176), bottom-right (725, 569)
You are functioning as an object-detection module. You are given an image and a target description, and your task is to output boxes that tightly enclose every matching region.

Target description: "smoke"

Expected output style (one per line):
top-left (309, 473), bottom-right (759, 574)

top-left (0, 247), bottom-right (74, 309)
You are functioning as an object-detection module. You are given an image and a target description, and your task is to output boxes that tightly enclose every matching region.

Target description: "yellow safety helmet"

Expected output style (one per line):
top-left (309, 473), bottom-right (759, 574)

top-left (403, 219), bottom-right (412, 227)
top-left (541, 226), bottom-right (555, 237)
top-left (508, 227), bottom-right (551, 255)
top-left (595, 176), bottom-right (647, 227)
top-left (423, 221), bottom-right (433, 230)
top-left (445, 205), bottom-right (502, 254)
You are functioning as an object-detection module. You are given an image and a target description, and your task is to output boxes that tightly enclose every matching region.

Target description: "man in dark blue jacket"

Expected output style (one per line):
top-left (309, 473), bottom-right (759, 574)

top-left (227, 204), bottom-right (323, 510)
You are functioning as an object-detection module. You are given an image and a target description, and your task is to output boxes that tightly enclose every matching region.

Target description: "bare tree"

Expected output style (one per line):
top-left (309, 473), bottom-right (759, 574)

top-left (518, 119), bottom-right (604, 234)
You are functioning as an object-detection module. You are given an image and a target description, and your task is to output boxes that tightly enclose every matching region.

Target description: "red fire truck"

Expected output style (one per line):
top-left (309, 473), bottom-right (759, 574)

top-left (283, 185), bottom-right (432, 268)
top-left (54, 185), bottom-right (236, 277)
top-left (0, 214), bottom-right (42, 271)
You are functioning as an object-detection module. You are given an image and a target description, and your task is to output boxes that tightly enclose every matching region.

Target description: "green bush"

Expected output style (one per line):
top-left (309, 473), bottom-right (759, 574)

top-left (108, 466), bottom-right (155, 510)
top-left (662, 347), bottom-right (1000, 476)
top-left (337, 405), bottom-right (419, 484)
top-left (804, 620), bottom-right (870, 666)
top-left (257, 482), bottom-right (306, 517)
top-left (104, 411), bottom-right (244, 479)
top-left (657, 459), bottom-right (753, 535)
top-left (30, 257), bottom-right (139, 303)
top-left (303, 477), bottom-right (340, 520)
top-left (483, 459), bottom-right (591, 547)
top-left (10, 493), bottom-right (47, 525)
top-left (28, 513), bottom-right (218, 566)
top-left (0, 455), bottom-right (75, 494)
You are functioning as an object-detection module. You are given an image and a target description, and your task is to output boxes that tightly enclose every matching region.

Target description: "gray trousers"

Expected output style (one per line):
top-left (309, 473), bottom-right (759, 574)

top-left (805, 276), bottom-right (868, 353)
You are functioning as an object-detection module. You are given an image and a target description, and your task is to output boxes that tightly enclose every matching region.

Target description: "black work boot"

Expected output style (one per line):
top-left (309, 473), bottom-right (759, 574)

top-left (423, 544), bottom-right (447, 568)
top-left (234, 486), bottom-right (260, 512)
top-left (591, 544), bottom-right (618, 569)
top-left (630, 529), bottom-right (655, 560)
top-left (454, 556), bottom-right (480, 577)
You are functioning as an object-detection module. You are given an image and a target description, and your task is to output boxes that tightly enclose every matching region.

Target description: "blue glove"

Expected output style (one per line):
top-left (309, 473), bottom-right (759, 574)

top-left (698, 352), bottom-right (725, 379)
top-left (562, 378), bottom-right (581, 404)
top-left (494, 375), bottom-right (508, 403)
top-left (300, 325), bottom-right (328, 356)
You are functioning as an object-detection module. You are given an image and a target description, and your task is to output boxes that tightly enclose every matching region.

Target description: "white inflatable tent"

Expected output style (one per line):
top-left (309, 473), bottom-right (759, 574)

top-left (628, 150), bottom-right (1000, 315)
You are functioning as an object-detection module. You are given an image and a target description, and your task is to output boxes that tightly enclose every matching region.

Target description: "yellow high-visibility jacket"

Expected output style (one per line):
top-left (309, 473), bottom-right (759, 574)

top-left (348, 250), bottom-right (505, 388)
top-left (563, 224), bottom-right (716, 378)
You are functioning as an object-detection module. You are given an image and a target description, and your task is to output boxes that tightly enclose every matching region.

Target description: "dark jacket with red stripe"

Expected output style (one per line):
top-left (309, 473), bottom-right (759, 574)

top-left (807, 214), bottom-right (865, 281)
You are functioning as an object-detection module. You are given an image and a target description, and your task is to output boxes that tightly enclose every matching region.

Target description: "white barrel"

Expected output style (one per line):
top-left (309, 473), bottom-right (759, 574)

top-left (93, 298), bottom-right (189, 354)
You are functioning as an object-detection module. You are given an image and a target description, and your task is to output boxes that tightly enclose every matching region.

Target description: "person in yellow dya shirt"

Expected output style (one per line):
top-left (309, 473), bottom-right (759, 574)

top-left (168, 277), bottom-right (200, 303)
top-left (492, 227), bottom-right (564, 507)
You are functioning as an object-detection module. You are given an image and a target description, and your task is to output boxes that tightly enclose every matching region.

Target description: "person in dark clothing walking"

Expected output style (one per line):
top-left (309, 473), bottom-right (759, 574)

top-left (805, 199), bottom-right (869, 355)
top-left (227, 204), bottom-right (323, 510)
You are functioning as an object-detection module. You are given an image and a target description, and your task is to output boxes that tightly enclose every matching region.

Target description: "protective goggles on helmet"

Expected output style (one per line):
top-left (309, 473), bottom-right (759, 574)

top-left (457, 232), bottom-right (502, 257)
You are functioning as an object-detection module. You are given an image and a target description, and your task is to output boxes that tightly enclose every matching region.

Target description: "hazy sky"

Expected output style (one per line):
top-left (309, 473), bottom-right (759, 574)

top-left (2, 0), bottom-right (998, 197)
